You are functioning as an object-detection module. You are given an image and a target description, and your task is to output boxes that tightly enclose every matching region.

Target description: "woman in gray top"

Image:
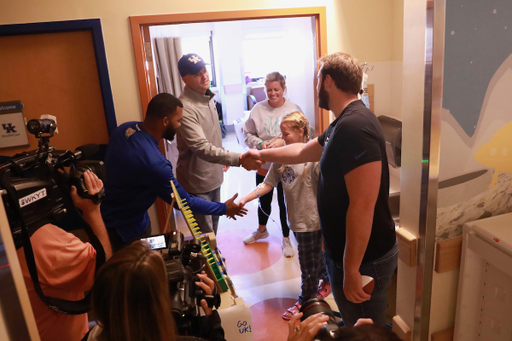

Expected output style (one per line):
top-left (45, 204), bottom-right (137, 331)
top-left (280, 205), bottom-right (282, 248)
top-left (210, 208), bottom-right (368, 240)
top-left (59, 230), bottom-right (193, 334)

top-left (243, 71), bottom-right (302, 257)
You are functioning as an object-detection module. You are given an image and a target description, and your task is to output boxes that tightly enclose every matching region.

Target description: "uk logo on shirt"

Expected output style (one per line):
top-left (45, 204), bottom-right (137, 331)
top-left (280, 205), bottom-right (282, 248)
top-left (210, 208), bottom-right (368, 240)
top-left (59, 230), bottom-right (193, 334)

top-left (125, 128), bottom-right (136, 139)
top-left (281, 166), bottom-right (296, 185)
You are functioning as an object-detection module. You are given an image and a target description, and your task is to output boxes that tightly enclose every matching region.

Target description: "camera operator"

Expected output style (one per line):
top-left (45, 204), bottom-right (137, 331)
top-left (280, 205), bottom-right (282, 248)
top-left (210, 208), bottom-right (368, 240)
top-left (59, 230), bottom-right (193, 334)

top-left (15, 171), bottom-right (112, 341)
top-left (85, 240), bottom-right (225, 341)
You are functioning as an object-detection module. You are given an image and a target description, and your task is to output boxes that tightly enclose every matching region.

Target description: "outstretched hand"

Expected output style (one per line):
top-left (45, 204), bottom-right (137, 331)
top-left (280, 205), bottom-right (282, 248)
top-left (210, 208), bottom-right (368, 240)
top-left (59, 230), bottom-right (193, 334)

top-left (287, 312), bottom-right (329, 341)
top-left (239, 150), bottom-right (262, 170)
top-left (70, 171), bottom-right (103, 213)
top-left (224, 193), bottom-right (248, 220)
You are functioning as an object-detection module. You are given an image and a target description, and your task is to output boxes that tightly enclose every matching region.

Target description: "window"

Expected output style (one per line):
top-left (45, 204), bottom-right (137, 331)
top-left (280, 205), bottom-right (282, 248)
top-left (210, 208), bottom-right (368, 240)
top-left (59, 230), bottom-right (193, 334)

top-left (181, 32), bottom-right (217, 88)
top-left (242, 27), bottom-right (286, 82)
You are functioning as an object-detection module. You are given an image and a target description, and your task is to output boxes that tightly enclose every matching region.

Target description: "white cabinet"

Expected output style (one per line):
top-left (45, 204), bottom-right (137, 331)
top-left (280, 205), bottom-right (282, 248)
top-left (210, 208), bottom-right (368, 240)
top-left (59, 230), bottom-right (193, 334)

top-left (454, 213), bottom-right (512, 341)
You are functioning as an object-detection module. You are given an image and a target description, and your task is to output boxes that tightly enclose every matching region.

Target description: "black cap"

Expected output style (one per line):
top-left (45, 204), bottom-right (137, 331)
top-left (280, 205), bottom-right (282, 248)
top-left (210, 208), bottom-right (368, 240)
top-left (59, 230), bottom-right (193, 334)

top-left (178, 53), bottom-right (208, 77)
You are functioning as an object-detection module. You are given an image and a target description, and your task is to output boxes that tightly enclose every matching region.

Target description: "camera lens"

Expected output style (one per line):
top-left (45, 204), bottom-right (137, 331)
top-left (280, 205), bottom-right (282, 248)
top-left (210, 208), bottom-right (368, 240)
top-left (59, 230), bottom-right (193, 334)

top-left (27, 119), bottom-right (56, 135)
top-left (300, 298), bottom-right (340, 339)
top-left (300, 298), bottom-right (336, 322)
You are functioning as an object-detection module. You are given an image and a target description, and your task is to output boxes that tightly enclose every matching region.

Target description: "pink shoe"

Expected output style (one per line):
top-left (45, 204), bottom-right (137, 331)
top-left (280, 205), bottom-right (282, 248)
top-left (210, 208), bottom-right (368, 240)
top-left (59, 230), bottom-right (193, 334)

top-left (315, 282), bottom-right (332, 299)
top-left (282, 302), bottom-right (301, 321)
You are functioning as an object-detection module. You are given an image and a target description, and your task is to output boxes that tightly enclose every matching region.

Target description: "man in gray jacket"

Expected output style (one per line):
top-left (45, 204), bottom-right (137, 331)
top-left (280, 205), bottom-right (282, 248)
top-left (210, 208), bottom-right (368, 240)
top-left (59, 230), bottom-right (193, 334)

top-left (176, 53), bottom-right (259, 234)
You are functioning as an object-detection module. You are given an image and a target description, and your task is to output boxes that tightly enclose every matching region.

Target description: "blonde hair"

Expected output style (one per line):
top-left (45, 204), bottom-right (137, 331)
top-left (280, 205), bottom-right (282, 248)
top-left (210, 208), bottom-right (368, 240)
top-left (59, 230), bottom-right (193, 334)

top-left (279, 111), bottom-right (309, 143)
top-left (278, 111), bottom-right (310, 177)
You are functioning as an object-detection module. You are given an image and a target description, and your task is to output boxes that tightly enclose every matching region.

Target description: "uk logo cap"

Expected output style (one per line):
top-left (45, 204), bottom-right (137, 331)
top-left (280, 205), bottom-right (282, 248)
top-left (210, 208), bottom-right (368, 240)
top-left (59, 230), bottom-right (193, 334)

top-left (178, 53), bottom-right (208, 77)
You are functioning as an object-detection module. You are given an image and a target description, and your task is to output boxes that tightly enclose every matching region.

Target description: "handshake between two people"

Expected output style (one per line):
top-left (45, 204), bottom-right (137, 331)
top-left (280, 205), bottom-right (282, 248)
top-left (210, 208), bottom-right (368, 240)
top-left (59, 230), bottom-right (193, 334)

top-left (224, 149), bottom-right (266, 220)
top-left (237, 136), bottom-right (285, 171)
top-left (238, 148), bottom-right (265, 171)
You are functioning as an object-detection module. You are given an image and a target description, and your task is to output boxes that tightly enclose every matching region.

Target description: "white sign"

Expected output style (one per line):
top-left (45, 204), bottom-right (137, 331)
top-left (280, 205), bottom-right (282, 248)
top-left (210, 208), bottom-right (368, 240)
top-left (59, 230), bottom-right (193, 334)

top-left (218, 302), bottom-right (254, 341)
top-left (19, 188), bottom-right (47, 208)
top-left (0, 104), bottom-right (29, 149)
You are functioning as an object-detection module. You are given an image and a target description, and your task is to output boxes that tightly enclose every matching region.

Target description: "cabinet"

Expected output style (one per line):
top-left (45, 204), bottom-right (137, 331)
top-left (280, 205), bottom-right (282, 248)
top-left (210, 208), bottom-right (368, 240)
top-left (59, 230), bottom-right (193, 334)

top-left (454, 213), bottom-right (512, 341)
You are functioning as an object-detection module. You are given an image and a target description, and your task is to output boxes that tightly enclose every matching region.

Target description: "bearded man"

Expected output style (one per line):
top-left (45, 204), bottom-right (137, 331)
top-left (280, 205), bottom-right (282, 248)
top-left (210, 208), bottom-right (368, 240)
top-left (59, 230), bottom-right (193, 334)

top-left (241, 52), bottom-right (398, 326)
top-left (101, 93), bottom-right (246, 252)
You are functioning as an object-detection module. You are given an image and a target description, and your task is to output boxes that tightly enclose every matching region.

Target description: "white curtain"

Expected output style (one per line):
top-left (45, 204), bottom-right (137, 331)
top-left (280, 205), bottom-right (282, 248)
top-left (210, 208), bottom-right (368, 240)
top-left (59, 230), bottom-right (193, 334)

top-left (153, 37), bottom-right (183, 169)
top-left (154, 37), bottom-right (183, 97)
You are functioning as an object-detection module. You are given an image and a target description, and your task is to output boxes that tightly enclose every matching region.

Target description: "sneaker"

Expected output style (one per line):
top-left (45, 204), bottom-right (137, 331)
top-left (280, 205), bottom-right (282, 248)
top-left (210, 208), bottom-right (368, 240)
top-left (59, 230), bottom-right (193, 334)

top-left (282, 301), bottom-right (301, 320)
top-left (243, 229), bottom-right (269, 244)
top-left (282, 237), bottom-right (295, 257)
top-left (315, 281), bottom-right (332, 299)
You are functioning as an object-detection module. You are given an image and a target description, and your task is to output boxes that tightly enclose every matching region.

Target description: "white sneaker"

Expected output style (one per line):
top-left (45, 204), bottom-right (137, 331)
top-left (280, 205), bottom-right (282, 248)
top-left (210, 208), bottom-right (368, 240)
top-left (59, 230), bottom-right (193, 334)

top-left (282, 237), bottom-right (295, 257)
top-left (243, 229), bottom-right (269, 244)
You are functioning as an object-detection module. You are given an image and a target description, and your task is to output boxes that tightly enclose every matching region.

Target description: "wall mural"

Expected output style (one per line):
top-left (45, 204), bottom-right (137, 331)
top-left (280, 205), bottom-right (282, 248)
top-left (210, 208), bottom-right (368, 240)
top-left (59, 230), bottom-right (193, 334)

top-left (474, 121), bottom-right (512, 188)
top-left (436, 0), bottom-right (512, 240)
top-left (443, 0), bottom-right (512, 138)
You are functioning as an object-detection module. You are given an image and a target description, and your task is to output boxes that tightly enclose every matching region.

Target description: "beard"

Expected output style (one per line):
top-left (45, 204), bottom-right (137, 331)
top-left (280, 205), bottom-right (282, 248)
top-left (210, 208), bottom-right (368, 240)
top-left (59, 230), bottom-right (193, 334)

top-left (163, 126), bottom-right (176, 142)
top-left (318, 80), bottom-right (330, 111)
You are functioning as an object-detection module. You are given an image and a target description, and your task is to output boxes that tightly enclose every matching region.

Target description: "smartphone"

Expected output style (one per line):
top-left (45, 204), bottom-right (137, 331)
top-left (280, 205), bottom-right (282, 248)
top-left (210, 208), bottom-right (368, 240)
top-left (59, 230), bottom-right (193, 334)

top-left (141, 234), bottom-right (168, 250)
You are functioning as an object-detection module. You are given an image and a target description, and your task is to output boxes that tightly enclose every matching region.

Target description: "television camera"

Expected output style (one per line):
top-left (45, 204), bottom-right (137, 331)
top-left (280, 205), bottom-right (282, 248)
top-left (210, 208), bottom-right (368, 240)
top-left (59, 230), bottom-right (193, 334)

top-left (142, 230), bottom-right (221, 334)
top-left (0, 118), bottom-right (106, 314)
top-left (0, 118), bottom-right (105, 248)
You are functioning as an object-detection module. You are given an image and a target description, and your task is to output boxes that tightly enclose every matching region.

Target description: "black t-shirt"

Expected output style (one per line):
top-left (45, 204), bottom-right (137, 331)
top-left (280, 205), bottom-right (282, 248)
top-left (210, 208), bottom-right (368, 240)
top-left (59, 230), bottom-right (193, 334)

top-left (317, 100), bottom-right (395, 263)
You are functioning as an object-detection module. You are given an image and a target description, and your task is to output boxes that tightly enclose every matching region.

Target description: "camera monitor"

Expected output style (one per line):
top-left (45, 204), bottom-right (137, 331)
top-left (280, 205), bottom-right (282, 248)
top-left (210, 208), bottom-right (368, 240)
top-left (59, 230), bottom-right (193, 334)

top-left (141, 234), bottom-right (168, 250)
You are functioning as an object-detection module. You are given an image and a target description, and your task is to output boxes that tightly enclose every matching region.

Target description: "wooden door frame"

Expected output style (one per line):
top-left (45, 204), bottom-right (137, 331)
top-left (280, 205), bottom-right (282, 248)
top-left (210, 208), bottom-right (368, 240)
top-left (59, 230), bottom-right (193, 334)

top-left (130, 7), bottom-right (328, 131)
top-left (130, 8), bottom-right (328, 232)
top-left (0, 19), bottom-right (117, 134)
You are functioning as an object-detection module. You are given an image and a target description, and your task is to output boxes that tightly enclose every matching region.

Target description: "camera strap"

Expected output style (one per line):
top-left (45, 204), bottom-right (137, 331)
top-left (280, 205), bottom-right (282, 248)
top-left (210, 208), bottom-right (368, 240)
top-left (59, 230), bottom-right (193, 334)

top-left (0, 167), bottom-right (106, 315)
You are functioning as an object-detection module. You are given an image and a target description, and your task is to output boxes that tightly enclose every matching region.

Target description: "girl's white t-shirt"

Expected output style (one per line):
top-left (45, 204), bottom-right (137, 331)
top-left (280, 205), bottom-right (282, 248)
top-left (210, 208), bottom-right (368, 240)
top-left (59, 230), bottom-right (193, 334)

top-left (264, 161), bottom-right (320, 233)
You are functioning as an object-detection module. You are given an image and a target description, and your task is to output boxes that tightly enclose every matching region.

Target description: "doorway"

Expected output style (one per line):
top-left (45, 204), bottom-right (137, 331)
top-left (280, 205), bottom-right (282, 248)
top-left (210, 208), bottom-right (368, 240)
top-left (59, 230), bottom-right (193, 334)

top-left (129, 7), bottom-right (328, 232)
top-left (148, 17), bottom-right (317, 133)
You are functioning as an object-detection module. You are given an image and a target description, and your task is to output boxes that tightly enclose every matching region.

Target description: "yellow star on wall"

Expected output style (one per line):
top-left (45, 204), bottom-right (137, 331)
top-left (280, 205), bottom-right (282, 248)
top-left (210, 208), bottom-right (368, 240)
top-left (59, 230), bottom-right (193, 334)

top-left (475, 121), bottom-right (512, 187)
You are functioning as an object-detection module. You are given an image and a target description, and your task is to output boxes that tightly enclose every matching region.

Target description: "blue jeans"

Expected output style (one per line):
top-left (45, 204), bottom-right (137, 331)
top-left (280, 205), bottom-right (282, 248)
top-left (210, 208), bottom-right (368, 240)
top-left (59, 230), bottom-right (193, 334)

top-left (325, 240), bottom-right (398, 326)
top-left (192, 187), bottom-right (221, 235)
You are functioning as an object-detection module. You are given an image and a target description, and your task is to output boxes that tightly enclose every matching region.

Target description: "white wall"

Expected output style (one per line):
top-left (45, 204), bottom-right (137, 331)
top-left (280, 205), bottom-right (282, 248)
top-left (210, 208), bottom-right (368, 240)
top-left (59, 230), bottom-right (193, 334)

top-left (280, 17), bottom-right (316, 127)
top-left (214, 21), bottom-right (246, 125)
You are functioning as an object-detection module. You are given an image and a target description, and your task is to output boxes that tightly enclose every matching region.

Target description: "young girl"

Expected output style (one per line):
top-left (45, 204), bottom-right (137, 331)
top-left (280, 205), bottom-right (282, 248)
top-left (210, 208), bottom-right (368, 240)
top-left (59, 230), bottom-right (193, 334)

top-left (240, 111), bottom-right (331, 320)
